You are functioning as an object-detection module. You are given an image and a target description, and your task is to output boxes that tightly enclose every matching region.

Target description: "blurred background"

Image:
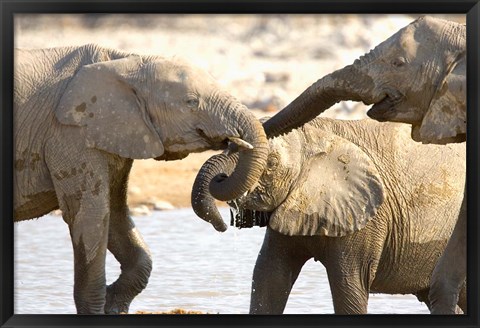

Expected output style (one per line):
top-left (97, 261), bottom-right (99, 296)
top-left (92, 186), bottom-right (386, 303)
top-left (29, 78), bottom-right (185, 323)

top-left (15, 14), bottom-right (466, 118)
top-left (14, 14), bottom-right (465, 314)
top-left (15, 13), bottom-right (465, 212)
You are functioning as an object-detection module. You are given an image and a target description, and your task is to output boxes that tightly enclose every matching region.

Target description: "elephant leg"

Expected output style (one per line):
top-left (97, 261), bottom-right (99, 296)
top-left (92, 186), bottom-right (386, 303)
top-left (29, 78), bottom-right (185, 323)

top-left (67, 211), bottom-right (110, 314)
top-left (414, 289), bottom-right (432, 310)
top-left (57, 181), bottom-right (110, 314)
top-left (457, 282), bottom-right (467, 313)
top-left (327, 273), bottom-right (370, 314)
top-left (47, 145), bottom-right (111, 314)
top-left (105, 215), bottom-right (152, 314)
top-left (326, 256), bottom-right (375, 314)
top-left (249, 229), bottom-right (309, 314)
top-left (416, 284), bottom-right (466, 314)
top-left (429, 194), bottom-right (466, 314)
top-left (104, 160), bottom-right (152, 314)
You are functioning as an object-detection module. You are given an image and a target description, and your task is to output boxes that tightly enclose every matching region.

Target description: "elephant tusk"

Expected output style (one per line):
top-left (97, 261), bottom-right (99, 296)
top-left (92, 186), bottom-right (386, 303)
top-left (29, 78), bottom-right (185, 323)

top-left (248, 182), bottom-right (259, 194)
top-left (228, 137), bottom-right (254, 150)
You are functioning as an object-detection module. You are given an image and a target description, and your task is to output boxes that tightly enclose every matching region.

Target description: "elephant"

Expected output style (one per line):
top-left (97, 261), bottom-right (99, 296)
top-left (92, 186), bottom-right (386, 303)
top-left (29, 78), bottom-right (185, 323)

top-left (243, 16), bottom-right (466, 314)
top-left (362, 17), bottom-right (466, 315)
top-left (191, 117), bottom-right (466, 314)
top-left (14, 44), bottom-right (268, 314)
top-left (260, 16), bottom-right (465, 144)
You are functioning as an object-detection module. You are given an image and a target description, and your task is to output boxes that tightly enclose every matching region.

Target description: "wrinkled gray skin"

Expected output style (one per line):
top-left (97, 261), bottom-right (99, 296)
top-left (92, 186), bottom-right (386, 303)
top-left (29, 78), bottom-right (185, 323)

top-left (366, 18), bottom-right (466, 315)
top-left (14, 44), bottom-right (268, 314)
top-left (192, 118), bottom-right (466, 314)
top-left (257, 16), bottom-right (466, 315)
top-left (262, 16), bottom-right (465, 144)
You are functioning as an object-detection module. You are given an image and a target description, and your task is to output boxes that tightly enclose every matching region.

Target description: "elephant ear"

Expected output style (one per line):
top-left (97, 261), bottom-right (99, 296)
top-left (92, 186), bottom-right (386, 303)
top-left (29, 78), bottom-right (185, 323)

top-left (416, 53), bottom-right (466, 144)
top-left (269, 132), bottom-right (384, 237)
top-left (55, 56), bottom-right (164, 159)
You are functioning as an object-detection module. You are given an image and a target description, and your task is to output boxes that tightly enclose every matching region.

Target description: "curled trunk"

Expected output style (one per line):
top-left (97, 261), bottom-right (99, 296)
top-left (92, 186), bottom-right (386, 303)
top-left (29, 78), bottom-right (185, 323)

top-left (193, 59), bottom-right (376, 230)
top-left (208, 108), bottom-right (269, 202)
top-left (192, 99), bottom-right (268, 231)
top-left (191, 153), bottom-right (238, 231)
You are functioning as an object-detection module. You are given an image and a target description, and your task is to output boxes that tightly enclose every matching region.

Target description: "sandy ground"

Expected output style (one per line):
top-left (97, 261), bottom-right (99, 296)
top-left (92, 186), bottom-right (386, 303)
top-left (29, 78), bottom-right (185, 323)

top-left (15, 14), bottom-right (465, 214)
top-left (128, 150), bottom-right (223, 210)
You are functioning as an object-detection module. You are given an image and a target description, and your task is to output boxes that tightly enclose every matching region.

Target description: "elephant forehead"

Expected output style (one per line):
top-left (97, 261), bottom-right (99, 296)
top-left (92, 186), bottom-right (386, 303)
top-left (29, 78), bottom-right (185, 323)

top-left (156, 60), bottom-right (216, 85)
top-left (398, 25), bottom-right (419, 59)
top-left (269, 134), bottom-right (301, 164)
top-left (371, 25), bottom-right (417, 66)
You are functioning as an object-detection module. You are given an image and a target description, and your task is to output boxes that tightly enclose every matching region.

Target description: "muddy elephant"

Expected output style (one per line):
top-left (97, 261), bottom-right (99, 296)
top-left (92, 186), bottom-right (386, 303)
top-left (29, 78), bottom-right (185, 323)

top-left (14, 44), bottom-right (268, 314)
top-left (261, 16), bottom-right (465, 144)
top-left (192, 117), bottom-right (466, 314)
top-left (250, 16), bottom-right (466, 314)
top-left (363, 17), bottom-right (466, 315)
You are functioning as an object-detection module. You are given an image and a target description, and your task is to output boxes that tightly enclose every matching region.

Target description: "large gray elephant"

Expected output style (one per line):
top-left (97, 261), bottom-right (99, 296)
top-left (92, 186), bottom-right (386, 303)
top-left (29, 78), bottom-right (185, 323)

top-left (14, 44), bottom-right (268, 314)
top-left (248, 16), bottom-right (466, 314)
top-left (261, 16), bottom-right (465, 143)
top-left (192, 117), bottom-right (466, 314)
top-left (362, 18), bottom-right (467, 316)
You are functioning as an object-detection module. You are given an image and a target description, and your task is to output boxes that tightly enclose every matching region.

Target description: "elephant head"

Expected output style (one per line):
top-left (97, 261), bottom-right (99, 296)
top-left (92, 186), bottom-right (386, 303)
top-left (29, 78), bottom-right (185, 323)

top-left (192, 120), bottom-right (384, 236)
top-left (55, 55), bottom-right (268, 218)
top-left (263, 16), bottom-right (466, 145)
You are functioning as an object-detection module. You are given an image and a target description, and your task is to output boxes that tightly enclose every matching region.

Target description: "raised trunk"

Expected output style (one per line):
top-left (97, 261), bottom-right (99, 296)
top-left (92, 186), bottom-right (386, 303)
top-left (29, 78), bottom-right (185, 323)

top-left (263, 62), bottom-right (375, 139)
top-left (208, 107), bottom-right (269, 202)
top-left (193, 57), bottom-right (377, 229)
top-left (191, 153), bottom-right (238, 231)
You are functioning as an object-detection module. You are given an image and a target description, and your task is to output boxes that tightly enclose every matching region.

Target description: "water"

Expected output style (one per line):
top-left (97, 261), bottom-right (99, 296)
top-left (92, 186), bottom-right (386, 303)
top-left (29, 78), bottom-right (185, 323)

top-left (14, 208), bottom-right (429, 314)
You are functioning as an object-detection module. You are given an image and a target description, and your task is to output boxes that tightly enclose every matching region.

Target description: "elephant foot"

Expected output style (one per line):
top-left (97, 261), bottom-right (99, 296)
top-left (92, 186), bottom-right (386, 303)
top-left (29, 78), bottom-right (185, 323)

top-left (429, 295), bottom-right (461, 314)
top-left (431, 304), bottom-right (463, 315)
top-left (104, 285), bottom-right (132, 314)
top-left (74, 287), bottom-right (107, 314)
top-left (429, 281), bottom-right (462, 314)
top-left (76, 305), bottom-right (106, 314)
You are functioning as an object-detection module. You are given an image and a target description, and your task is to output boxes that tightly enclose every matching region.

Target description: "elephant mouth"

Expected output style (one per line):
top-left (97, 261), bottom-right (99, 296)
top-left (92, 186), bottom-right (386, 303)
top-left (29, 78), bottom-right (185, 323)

top-left (153, 129), bottom-right (230, 161)
top-left (154, 150), bottom-right (190, 161)
top-left (196, 128), bottom-right (230, 150)
top-left (366, 91), bottom-right (404, 122)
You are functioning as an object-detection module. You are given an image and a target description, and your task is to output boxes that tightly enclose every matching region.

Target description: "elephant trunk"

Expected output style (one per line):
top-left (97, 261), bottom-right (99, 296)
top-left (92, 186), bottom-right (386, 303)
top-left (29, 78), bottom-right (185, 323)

top-left (193, 53), bottom-right (379, 230)
top-left (191, 153), bottom-right (239, 232)
top-left (263, 57), bottom-right (377, 139)
top-left (208, 106), bottom-right (269, 202)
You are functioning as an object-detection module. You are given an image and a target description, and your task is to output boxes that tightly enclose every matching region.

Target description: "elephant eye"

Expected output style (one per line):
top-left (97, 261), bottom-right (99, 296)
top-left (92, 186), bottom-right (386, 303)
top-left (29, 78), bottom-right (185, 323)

top-left (391, 57), bottom-right (407, 68)
top-left (267, 155), bottom-right (279, 169)
top-left (186, 97), bottom-right (200, 108)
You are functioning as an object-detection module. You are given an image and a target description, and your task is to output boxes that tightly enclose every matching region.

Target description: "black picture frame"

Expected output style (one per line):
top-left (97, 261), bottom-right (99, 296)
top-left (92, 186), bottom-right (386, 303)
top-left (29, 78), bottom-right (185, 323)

top-left (1, 1), bottom-right (479, 327)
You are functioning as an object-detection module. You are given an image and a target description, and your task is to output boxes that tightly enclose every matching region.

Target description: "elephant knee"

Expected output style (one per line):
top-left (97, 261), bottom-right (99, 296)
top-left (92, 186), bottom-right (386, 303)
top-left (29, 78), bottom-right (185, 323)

top-left (119, 251), bottom-right (152, 293)
top-left (136, 251), bottom-right (153, 290)
top-left (124, 241), bottom-right (153, 290)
